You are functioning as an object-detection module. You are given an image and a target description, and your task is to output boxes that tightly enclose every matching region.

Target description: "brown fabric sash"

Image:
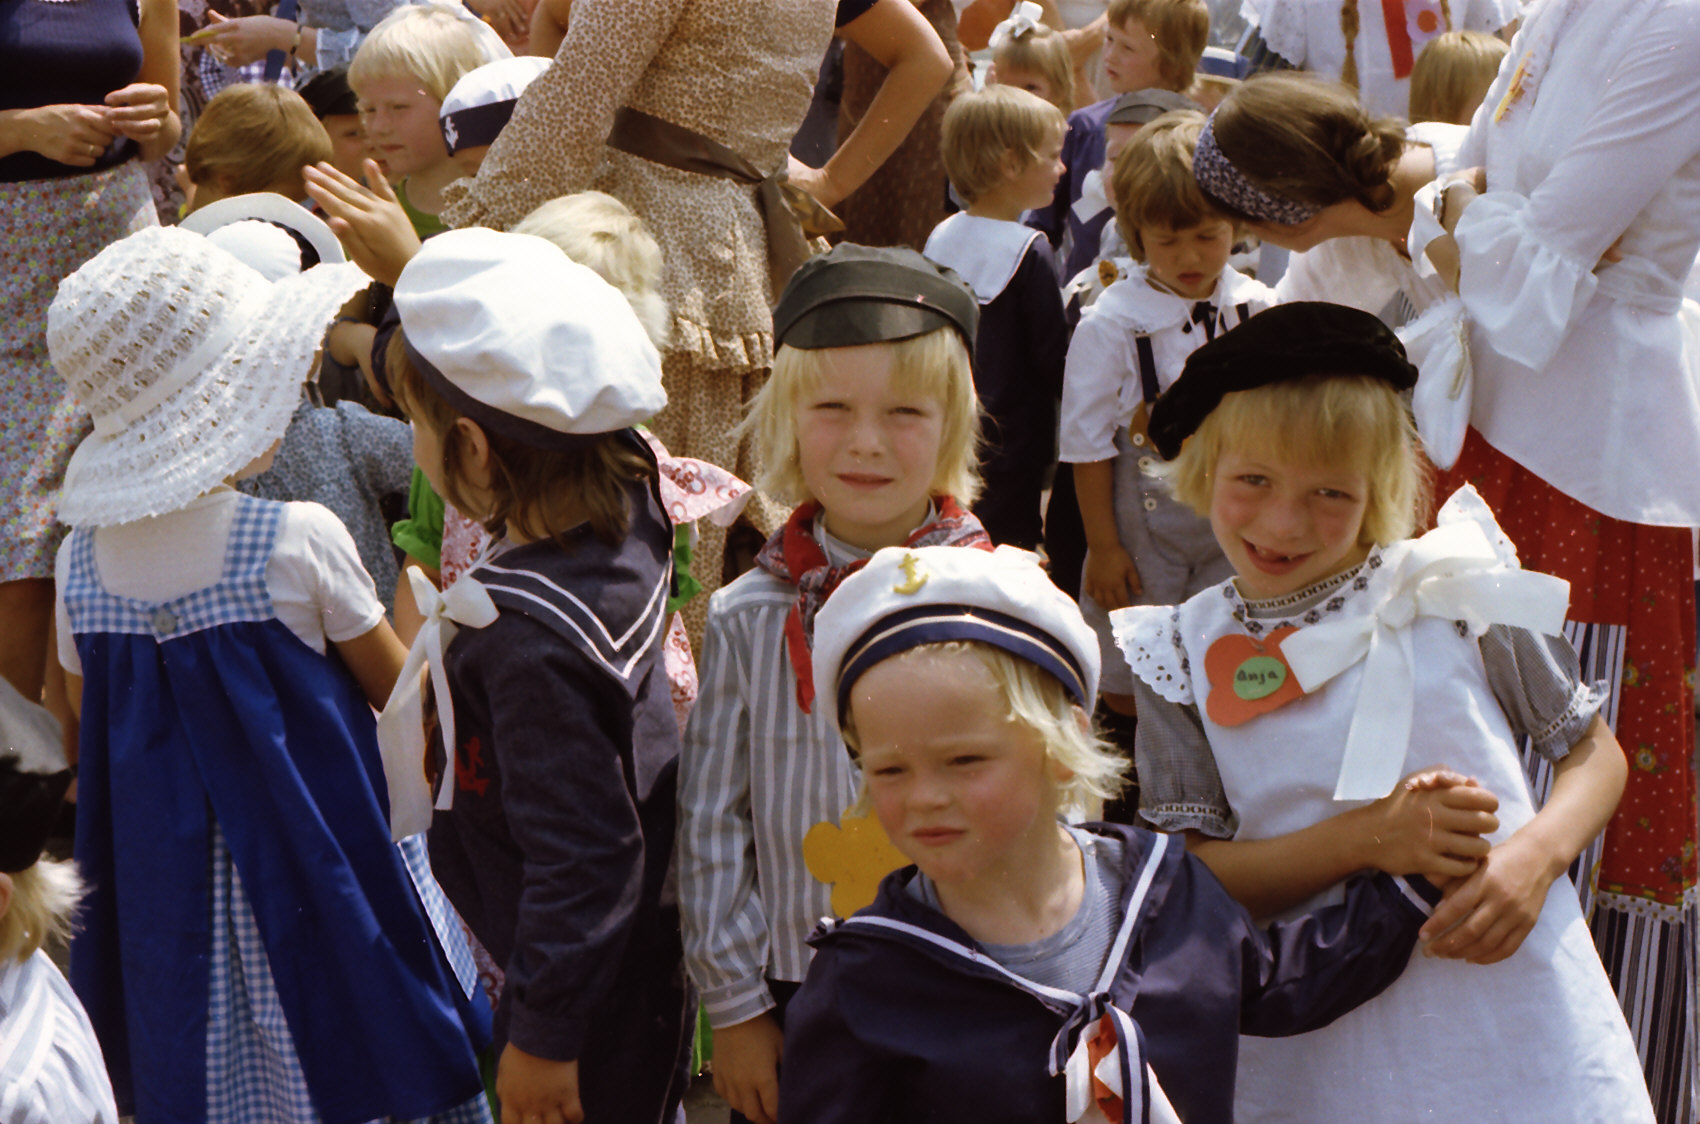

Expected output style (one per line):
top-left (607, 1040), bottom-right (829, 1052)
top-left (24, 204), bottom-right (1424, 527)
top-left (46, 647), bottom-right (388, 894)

top-left (606, 106), bottom-right (841, 300)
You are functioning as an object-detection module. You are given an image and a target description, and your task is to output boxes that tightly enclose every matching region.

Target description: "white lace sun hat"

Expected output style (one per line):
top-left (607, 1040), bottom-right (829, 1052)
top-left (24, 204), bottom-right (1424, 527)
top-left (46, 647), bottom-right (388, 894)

top-left (49, 225), bottom-right (369, 528)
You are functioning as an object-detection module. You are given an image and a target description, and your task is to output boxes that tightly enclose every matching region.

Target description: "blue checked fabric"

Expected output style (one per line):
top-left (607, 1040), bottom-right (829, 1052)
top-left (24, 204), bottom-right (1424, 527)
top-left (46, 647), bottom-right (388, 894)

top-left (62, 494), bottom-right (281, 640)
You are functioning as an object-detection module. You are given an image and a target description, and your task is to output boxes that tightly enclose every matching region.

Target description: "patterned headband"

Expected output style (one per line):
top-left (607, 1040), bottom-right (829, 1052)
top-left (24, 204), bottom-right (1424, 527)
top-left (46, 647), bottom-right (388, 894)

top-left (1194, 116), bottom-right (1322, 227)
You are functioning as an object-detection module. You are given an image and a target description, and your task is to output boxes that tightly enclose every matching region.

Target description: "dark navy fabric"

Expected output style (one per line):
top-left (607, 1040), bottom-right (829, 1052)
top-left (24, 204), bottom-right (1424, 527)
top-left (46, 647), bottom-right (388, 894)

top-left (0, 0), bottom-right (143, 181)
top-left (971, 236), bottom-right (1069, 550)
top-left (65, 498), bottom-right (487, 1124)
top-left (780, 821), bottom-right (1438, 1124)
top-left (428, 471), bottom-right (694, 1124)
top-left (835, 0), bottom-right (877, 26)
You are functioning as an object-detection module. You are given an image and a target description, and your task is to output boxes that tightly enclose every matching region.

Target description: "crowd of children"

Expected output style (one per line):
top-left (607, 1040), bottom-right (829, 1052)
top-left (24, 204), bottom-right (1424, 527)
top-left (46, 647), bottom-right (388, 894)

top-left (2, 1), bottom-right (1697, 1122)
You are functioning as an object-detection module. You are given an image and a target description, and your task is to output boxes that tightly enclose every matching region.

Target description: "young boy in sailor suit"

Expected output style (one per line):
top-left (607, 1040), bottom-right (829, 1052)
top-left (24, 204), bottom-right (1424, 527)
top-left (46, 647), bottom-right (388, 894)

top-left (387, 229), bottom-right (692, 1124)
top-left (778, 544), bottom-right (1459, 1124)
top-left (1062, 109), bottom-right (1275, 723)
top-left (925, 85), bottom-right (1069, 552)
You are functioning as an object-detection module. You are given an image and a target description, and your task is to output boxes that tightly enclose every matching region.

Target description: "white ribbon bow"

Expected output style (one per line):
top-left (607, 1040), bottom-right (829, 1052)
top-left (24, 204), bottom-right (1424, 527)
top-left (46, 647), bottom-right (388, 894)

top-left (375, 566), bottom-right (500, 841)
top-left (1281, 491), bottom-right (1569, 801)
top-left (990, 1), bottom-right (1045, 48)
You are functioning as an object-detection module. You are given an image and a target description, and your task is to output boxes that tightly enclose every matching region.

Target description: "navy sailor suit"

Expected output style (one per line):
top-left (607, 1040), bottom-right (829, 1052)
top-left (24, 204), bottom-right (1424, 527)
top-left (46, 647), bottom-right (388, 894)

top-left (427, 454), bottom-right (693, 1124)
top-left (779, 822), bottom-right (1441, 1124)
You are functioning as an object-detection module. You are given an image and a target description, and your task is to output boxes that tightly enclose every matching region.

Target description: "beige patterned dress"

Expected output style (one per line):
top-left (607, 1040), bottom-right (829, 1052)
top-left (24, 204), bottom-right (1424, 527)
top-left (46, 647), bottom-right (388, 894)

top-left (442, 0), bottom-right (837, 610)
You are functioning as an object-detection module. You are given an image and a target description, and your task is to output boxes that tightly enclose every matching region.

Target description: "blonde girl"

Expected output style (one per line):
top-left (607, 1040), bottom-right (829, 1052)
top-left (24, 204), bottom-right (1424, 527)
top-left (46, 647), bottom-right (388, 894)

top-left (988, 2), bottom-right (1077, 111)
top-left (1112, 302), bottom-right (1651, 1122)
top-left (49, 225), bottom-right (491, 1124)
top-left (1407, 28), bottom-right (1508, 124)
top-left (678, 244), bottom-right (987, 1124)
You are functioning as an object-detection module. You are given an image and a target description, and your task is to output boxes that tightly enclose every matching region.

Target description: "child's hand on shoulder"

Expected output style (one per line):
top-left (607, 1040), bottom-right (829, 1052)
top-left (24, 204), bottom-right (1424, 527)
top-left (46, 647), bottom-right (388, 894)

top-left (496, 1043), bottom-right (581, 1124)
top-left (1360, 765), bottom-right (1499, 884)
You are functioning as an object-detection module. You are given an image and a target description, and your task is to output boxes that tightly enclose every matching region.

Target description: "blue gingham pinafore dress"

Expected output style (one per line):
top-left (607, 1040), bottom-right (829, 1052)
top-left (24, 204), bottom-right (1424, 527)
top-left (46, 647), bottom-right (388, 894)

top-left (64, 494), bottom-right (493, 1124)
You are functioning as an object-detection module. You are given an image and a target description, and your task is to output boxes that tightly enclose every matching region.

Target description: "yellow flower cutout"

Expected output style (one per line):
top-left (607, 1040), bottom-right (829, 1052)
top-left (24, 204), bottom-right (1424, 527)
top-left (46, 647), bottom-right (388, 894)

top-left (802, 809), bottom-right (909, 917)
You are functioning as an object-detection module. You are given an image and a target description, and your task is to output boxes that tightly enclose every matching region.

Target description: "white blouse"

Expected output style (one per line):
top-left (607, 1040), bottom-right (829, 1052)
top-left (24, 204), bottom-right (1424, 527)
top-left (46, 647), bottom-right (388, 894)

top-left (1450, 0), bottom-right (1700, 526)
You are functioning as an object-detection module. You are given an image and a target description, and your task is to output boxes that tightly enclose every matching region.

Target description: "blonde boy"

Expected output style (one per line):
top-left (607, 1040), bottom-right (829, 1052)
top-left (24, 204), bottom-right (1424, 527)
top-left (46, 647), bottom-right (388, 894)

top-left (927, 86), bottom-right (1069, 550)
top-left (348, 2), bottom-right (504, 229)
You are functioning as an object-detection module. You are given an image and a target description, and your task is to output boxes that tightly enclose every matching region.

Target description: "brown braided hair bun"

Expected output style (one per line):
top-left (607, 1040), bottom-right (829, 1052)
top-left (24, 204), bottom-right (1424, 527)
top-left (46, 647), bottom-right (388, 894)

top-left (1207, 72), bottom-right (1408, 218)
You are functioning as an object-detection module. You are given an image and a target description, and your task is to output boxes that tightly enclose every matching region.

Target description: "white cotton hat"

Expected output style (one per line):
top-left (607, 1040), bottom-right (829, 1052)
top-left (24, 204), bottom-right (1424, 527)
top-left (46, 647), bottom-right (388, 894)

top-left (812, 545), bottom-right (1101, 729)
top-left (392, 227), bottom-right (665, 447)
top-left (438, 55), bottom-right (550, 154)
top-left (49, 225), bottom-right (369, 527)
top-left (178, 192), bottom-right (347, 280)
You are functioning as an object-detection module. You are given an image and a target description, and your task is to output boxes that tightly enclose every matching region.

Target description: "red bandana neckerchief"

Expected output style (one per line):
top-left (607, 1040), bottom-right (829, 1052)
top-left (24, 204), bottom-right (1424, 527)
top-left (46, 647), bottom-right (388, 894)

top-left (754, 496), bottom-right (992, 712)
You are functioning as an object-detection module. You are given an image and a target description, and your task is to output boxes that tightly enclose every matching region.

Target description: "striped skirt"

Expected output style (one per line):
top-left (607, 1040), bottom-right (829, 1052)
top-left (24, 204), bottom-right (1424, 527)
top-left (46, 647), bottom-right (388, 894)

top-left (1443, 429), bottom-right (1698, 1124)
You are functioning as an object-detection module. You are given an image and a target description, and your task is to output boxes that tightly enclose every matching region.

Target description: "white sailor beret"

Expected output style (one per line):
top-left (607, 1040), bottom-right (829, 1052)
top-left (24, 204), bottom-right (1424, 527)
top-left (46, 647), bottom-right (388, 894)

top-left (812, 544), bottom-right (1101, 728)
top-left (438, 56), bottom-right (550, 154)
top-left (393, 227), bottom-right (665, 447)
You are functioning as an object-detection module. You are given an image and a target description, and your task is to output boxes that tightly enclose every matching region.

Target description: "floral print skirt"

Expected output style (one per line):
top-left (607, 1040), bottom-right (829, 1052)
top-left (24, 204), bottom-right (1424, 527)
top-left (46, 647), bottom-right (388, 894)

top-left (0, 161), bottom-right (155, 582)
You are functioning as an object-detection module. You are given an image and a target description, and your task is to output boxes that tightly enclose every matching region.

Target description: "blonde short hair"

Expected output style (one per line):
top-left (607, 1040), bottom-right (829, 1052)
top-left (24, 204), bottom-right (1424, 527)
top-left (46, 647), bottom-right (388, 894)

top-left (940, 85), bottom-right (1067, 206)
top-left (842, 641), bottom-right (1128, 812)
top-left (1159, 375), bottom-right (1425, 546)
top-left (1408, 30), bottom-right (1509, 125)
top-left (0, 858), bottom-right (82, 964)
top-left (184, 84), bottom-right (332, 194)
top-left (512, 192), bottom-right (670, 350)
top-left (990, 20), bottom-right (1075, 111)
top-left (1109, 109), bottom-right (1219, 259)
top-left (1106, 0), bottom-right (1211, 92)
top-left (349, 3), bottom-right (495, 103)
top-left (743, 326), bottom-right (982, 507)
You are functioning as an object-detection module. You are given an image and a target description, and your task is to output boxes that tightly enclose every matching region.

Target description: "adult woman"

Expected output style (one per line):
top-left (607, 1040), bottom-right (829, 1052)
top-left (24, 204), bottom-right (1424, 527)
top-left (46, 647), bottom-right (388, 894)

top-left (1196, 13), bottom-right (1700, 1116)
top-left (0, 0), bottom-right (178, 710)
top-left (442, 0), bottom-right (950, 610)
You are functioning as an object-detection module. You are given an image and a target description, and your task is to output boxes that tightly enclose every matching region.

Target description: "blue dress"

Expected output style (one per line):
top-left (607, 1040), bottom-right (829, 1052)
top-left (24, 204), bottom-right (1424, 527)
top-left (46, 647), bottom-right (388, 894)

top-left (64, 494), bottom-right (491, 1124)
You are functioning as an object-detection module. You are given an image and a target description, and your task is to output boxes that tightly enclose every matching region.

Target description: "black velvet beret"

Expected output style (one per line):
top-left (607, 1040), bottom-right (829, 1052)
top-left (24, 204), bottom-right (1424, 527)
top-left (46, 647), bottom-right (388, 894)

top-left (1149, 302), bottom-right (1419, 459)
top-left (0, 755), bottom-right (71, 873)
top-left (772, 243), bottom-right (979, 358)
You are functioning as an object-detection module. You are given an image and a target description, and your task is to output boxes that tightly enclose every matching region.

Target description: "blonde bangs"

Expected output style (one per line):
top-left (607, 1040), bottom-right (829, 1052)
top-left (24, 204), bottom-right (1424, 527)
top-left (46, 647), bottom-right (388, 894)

top-left (744, 326), bottom-right (982, 508)
top-left (1161, 376), bottom-right (1424, 545)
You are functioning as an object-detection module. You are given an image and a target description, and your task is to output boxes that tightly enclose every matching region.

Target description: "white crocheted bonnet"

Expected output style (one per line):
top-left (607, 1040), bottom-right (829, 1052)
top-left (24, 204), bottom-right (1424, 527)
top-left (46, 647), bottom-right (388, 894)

top-left (48, 225), bottom-right (368, 527)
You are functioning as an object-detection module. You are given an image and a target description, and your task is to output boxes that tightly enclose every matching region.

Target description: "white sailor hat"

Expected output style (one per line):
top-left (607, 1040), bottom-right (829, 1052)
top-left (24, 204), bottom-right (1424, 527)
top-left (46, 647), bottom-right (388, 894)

top-left (438, 55), bottom-right (550, 155)
top-left (812, 544), bottom-right (1100, 729)
top-left (392, 227), bottom-right (665, 447)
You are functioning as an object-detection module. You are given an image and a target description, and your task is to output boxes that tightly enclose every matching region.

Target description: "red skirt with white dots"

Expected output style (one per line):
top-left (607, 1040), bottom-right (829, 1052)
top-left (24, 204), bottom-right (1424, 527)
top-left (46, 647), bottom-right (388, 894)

top-left (1442, 427), bottom-right (1697, 1123)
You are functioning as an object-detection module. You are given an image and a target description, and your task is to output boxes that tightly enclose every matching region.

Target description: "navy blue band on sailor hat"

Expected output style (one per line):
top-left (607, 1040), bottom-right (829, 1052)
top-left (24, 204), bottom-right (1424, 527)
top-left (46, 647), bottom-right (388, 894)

top-left (812, 545), bottom-right (1102, 730)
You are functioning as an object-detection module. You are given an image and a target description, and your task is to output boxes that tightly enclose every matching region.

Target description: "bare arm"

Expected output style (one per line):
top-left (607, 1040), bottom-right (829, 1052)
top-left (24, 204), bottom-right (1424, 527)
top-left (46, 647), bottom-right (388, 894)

top-left (1074, 459), bottom-right (1139, 609)
top-left (790, 0), bottom-right (952, 209)
top-left (122, 0), bottom-right (183, 163)
top-left (1420, 715), bottom-right (1625, 962)
top-left (1188, 768), bottom-right (1500, 921)
top-left (333, 620), bottom-right (409, 710)
top-left (528, 0), bottom-right (572, 57)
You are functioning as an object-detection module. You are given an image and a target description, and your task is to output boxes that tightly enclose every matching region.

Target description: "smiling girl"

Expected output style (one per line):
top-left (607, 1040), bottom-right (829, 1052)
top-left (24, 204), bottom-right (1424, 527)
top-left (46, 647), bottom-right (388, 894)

top-left (1110, 302), bottom-right (1652, 1122)
top-left (676, 244), bottom-right (988, 1124)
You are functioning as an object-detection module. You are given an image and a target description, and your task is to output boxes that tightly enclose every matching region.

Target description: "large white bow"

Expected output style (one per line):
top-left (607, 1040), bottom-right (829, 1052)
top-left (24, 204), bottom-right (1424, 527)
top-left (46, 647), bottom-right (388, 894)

top-left (990, 1), bottom-right (1045, 48)
top-left (1281, 488), bottom-right (1569, 802)
top-left (375, 566), bottom-right (500, 841)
